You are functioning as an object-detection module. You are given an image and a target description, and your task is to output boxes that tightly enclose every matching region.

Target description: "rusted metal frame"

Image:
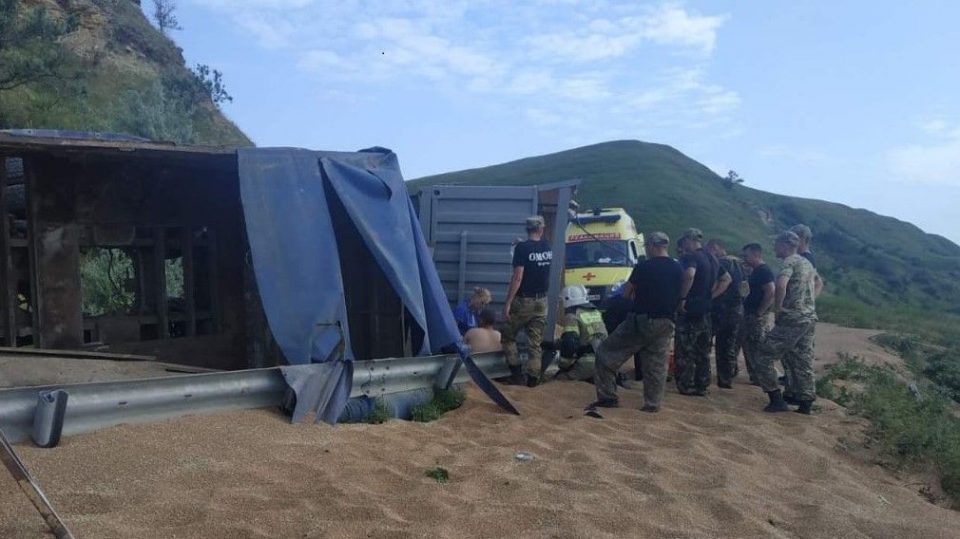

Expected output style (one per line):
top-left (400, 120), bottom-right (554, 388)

top-left (24, 156), bottom-right (41, 346)
top-left (153, 227), bottom-right (168, 338)
top-left (0, 428), bottom-right (75, 538)
top-left (0, 154), bottom-right (14, 346)
top-left (181, 228), bottom-right (196, 337)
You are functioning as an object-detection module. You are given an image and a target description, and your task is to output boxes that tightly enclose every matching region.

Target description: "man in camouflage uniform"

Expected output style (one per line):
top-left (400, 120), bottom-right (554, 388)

top-left (590, 232), bottom-right (684, 413)
top-left (502, 216), bottom-right (553, 387)
top-left (675, 228), bottom-right (731, 396)
top-left (706, 239), bottom-right (745, 389)
top-left (555, 285), bottom-right (607, 382)
top-left (754, 231), bottom-right (822, 414)
top-left (740, 243), bottom-right (776, 386)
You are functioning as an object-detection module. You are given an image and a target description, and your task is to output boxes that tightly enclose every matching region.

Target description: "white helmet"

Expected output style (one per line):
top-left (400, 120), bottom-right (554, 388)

top-left (562, 285), bottom-right (591, 308)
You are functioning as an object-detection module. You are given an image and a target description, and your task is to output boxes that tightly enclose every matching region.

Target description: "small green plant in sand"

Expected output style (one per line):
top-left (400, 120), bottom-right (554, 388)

top-left (411, 388), bottom-right (466, 423)
top-left (365, 399), bottom-right (391, 424)
top-left (424, 466), bottom-right (449, 483)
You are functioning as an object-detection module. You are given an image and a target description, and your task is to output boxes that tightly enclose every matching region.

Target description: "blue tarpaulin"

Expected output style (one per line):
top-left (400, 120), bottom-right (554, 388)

top-left (238, 147), bottom-right (513, 424)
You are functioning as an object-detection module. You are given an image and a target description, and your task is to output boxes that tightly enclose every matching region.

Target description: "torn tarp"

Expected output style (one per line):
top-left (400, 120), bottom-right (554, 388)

top-left (238, 147), bottom-right (516, 423)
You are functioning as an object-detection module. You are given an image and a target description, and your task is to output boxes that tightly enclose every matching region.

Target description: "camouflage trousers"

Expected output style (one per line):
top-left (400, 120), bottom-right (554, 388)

top-left (740, 312), bottom-right (773, 383)
top-left (675, 313), bottom-right (712, 394)
top-left (595, 314), bottom-right (674, 408)
top-left (501, 297), bottom-right (547, 377)
top-left (712, 304), bottom-right (743, 386)
top-left (755, 320), bottom-right (817, 402)
top-left (555, 355), bottom-right (595, 382)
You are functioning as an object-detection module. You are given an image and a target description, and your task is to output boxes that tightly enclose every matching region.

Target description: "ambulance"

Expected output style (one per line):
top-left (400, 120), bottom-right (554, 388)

top-left (564, 208), bottom-right (644, 303)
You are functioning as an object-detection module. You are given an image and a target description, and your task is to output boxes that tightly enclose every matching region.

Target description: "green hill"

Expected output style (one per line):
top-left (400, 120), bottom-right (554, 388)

top-left (410, 140), bottom-right (960, 342)
top-left (0, 0), bottom-right (249, 145)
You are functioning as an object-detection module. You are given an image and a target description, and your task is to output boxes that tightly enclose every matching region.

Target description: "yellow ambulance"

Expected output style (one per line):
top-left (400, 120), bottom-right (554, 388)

top-left (564, 208), bottom-right (644, 303)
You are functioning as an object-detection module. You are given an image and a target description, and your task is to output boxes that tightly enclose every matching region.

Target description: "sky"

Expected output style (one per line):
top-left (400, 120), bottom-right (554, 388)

top-left (152, 1), bottom-right (960, 244)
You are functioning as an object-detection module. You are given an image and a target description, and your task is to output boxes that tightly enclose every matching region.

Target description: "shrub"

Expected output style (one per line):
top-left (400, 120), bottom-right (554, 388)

top-left (822, 355), bottom-right (960, 500)
top-left (365, 399), bottom-right (391, 424)
top-left (411, 387), bottom-right (467, 423)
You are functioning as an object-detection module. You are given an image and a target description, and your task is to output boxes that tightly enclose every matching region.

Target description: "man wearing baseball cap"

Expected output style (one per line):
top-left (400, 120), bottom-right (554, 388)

top-left (753, 231), bottom-right (822, 414)
top-left (501, 215), bottom-right (553, 387)
top-left (589, 231), bottom-right (684, 413)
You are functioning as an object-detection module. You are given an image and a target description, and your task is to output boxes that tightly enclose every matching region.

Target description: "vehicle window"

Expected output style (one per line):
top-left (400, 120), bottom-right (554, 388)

top-left (565, 240), bottom-right (631, 268)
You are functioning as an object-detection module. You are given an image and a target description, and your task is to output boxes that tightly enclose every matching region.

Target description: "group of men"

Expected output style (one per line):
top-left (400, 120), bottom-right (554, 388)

top-left (485, 215), bottom-right (824, 416)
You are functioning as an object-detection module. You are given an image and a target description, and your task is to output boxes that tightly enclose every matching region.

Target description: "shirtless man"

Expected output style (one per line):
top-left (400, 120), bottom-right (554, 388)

top-left (464, 308), bottom-right (502, 354)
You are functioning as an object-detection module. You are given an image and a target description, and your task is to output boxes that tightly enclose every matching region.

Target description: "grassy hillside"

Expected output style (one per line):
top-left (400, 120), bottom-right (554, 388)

top-left (410, 140), bottom-right (960, 342)
top-left (0, 0), bottom-right (249, 146)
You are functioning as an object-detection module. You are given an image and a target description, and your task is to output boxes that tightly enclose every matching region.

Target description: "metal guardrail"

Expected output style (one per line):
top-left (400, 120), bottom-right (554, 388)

top-left (0, 352), bottom-right (511, 444)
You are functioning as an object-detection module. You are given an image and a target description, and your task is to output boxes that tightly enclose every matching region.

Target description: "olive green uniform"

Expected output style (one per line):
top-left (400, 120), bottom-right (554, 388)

top-left (756, 254), bottom-right (818, 402)
top-left (502, 296), bottom-right (548, 376)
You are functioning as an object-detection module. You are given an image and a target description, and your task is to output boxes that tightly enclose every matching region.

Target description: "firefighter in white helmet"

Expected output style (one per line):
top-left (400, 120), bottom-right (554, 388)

top-left (555, 285), bottom-right (608, 382)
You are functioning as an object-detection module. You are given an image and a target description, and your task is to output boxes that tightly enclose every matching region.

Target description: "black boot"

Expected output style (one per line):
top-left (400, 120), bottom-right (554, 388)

top-left (503, 365), bottom-right (526, 385)
top-left (526, 374), bottom-right (541, 388)
top-left (764, 389), bottom-right (791, 413)
top-left (783, 393), bottom-right (801, 405)
top-left (795, 400), bottom-right (814, 415)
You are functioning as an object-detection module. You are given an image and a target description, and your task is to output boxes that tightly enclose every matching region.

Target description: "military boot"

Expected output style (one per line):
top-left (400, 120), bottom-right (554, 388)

top-left (795, 400), bottom-right (814, 415)
top-left (526, 374), bottom-right (541, 388)
top-left (503, 365), bottom-right (526, 385)
top-left (763, 389), bottom-right (791, 413)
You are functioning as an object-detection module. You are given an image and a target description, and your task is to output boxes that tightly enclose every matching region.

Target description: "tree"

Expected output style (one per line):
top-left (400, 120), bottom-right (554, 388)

top-left (191, 64), bottom-right (233, 106)
top-left (721, 170), bottom-right (745, 189)
top-left (0, 0), bottom-right (79, 92)
top-left (152, 0), bottom-right (181, 34)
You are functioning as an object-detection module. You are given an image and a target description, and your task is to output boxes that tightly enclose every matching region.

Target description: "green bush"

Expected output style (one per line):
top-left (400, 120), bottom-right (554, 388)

top-left (922, 350), bottom-right (960, 402)
top-left (424, 466), bottom-right (449, 483)
top-left (365, 399), bottom-right (391, 424)
top-left (820, 355), bottom-right (960, 500)
top-left (411, 387), bottom-right (467, 423)
top-left (411, 402), bottom-right (442, 423)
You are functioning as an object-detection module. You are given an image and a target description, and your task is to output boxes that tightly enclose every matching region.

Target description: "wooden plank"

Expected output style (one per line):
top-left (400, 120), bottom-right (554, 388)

top-left (0, 155), bottom-right (14, 347)
top-left (154, 228), bottom-right (168, 338)
top-left (181, 228), bottom-right (196, 337)
top-left (0, 346), bottom-right (155, 361)
top-left (0, 429), bottom-right (76, 539)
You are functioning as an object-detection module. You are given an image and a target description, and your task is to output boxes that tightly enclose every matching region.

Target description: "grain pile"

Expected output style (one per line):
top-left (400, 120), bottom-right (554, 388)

top-left (2, 325), bottom-right (959, 538)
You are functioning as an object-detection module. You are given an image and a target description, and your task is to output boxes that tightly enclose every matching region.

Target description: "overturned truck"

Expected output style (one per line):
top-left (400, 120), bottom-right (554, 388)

top-left (0, 130), bottom-right (577, 442)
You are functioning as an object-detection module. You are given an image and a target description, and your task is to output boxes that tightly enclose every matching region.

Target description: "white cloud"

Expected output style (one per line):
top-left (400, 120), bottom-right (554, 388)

top-left (887, 122), bottom-right (960, 186)
top-left (525, 3), bottom-right (726, 62)
top-left (196, 0), bottom-right (737, 134)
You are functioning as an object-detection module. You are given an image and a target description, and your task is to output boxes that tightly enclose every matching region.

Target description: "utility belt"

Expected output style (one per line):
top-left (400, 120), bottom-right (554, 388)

top-left (627, 312), bottom-right (675, 327)
top-left (516, 293), bottom-right (547, 299)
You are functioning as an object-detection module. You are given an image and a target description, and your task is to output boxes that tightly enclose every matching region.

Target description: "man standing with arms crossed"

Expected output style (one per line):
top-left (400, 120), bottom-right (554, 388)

top-left (754, 231), bottom-right (823, 414)
top-left (589, 232), bottom-right (684, 413)
top-left (502, 216), bottom-right (552, 387)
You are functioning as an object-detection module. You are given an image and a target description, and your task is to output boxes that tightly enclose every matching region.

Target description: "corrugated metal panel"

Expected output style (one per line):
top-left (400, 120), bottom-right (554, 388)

top-left (418, 185), bottom-right (538, 312)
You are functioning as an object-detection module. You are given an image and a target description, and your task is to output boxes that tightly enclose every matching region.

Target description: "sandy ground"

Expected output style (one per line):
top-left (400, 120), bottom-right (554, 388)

top-left (3, 324), bottom-right (959, 538)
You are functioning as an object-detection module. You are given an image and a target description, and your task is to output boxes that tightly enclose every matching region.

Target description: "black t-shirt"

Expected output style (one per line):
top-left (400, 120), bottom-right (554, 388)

top-left (680, 249), bottom-right (724, 315)
top-left (744, 263), bottom-right (775, 315)
top-left (628, 256), bottom-right (684, 319)
top-left (512, 239), bottom-right (552, 296)
top-left (800, 250), bottom-right (817, 269)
